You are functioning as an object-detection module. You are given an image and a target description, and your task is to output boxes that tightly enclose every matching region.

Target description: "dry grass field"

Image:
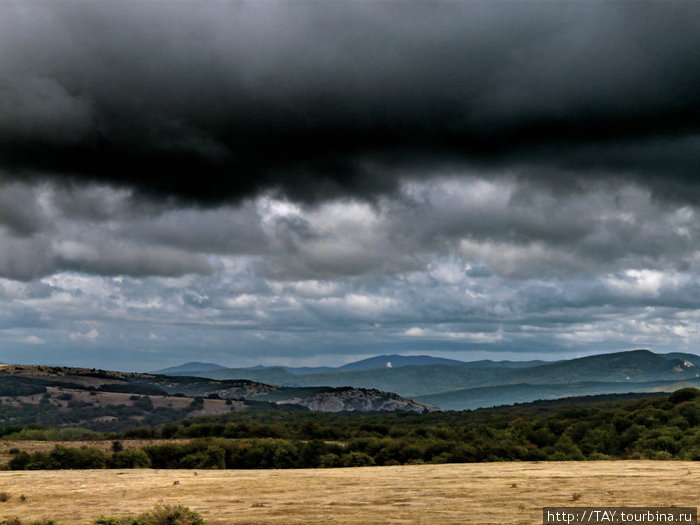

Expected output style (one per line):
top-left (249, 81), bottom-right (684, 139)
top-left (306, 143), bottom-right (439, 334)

top-left (0, 461), bottom-right (697, 524)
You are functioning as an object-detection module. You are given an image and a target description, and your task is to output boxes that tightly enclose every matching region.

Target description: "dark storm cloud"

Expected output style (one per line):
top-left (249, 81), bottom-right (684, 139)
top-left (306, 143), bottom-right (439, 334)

top-left (1, 1), bottom-right (698, 204)
top-left (0, 182), bottom-right (45, 236)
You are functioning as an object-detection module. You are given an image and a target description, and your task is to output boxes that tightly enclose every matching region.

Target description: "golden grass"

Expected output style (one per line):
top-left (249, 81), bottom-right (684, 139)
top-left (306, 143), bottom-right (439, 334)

top-left (0, 461), bottom-right (698, 524)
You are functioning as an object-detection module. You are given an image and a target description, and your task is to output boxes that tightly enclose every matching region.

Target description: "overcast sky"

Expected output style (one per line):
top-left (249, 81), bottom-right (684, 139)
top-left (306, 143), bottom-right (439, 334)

top-left (0, 1), bottom-right (698, 371)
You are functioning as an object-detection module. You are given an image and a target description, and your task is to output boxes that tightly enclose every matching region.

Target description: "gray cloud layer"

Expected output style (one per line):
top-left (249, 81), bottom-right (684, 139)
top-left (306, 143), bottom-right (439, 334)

top-left (0, 177), bottom-right (697, 368)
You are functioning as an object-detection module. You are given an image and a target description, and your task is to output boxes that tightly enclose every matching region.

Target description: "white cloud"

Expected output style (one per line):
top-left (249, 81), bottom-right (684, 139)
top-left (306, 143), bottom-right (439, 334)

top-left (69, 327), bottom-right (100, 342)
top-left (603, 269), bottom-right (689, 298)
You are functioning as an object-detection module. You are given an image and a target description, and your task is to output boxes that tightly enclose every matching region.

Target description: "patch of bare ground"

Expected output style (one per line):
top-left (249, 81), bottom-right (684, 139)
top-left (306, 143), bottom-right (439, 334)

top-left (0, 461), bottom-right (698, 524)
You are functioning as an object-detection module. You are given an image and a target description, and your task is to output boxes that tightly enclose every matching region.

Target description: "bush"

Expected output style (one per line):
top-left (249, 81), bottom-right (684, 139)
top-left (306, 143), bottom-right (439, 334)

top-left (95, 504), bottom-right (205, 525)
top-left (137, 504), bottom-right (205, 525)
top-left (48, 445), bottom-right (108, 469)
top-left (8, 452), bottom-right (31, 470)
top-left (108, 449), bottom-right (151, 469)
top-left (319, 453), bottom-right (342, 468)
top-left (343, 451), bottom-right (375, 467)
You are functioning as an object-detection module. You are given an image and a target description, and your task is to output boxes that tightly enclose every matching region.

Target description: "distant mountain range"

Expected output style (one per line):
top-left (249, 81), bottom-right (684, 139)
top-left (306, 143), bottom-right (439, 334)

top-left (150, 354), bottom-right (555, 376)
top-left (157, 350), bottom-right (700, 410)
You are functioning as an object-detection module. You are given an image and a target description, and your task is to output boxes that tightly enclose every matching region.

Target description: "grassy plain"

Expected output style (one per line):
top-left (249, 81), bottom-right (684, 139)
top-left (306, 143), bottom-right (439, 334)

top-left (0, 461), bottom-right (698, 524)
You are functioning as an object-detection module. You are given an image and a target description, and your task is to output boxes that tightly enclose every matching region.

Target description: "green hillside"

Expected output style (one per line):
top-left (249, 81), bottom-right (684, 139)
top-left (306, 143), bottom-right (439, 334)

top-left (416, 378), bottom-right (700, 410)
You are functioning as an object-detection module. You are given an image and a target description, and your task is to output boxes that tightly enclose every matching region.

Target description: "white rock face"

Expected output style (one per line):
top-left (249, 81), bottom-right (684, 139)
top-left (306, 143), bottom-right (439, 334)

top-left (213, 382), bottom-right (435, 413)
top-left (277, 389), bottom-right (432, 413)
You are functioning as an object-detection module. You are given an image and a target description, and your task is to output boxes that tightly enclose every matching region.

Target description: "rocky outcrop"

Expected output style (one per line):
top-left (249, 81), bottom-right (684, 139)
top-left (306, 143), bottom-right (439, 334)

top-left (277, 388), bottom-right (433, 412)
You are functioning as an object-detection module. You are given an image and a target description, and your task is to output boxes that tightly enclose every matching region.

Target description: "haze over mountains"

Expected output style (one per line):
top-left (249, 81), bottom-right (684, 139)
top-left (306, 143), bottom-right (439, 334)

top-left (158, 350), bottom-right (700, 410)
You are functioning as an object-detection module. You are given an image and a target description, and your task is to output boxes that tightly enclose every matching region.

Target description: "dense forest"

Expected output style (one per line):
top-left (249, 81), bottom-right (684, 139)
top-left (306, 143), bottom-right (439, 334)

top-left (4, 389), bottom-right (700, 470)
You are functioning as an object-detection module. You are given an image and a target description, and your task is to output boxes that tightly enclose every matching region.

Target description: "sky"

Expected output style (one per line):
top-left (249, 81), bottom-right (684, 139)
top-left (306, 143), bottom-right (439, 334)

top-left (0, 1), bottom-right (698, 371)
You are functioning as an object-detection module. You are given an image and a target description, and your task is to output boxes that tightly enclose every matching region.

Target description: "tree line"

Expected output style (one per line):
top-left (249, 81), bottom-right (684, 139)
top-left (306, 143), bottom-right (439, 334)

top-left (5, 389), bottom-right (700, 469)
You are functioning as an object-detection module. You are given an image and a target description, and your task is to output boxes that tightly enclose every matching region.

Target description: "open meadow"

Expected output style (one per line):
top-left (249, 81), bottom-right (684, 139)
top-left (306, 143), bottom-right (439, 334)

top-left (0, 461), bottom-right (698, 524)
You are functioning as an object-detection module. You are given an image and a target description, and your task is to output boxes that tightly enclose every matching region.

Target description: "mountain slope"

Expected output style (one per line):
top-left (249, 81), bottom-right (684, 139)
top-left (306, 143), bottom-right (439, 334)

top-left (187, 366), bottom-right (302, 385)
top-left (336, 354), bottom-right (470, 371)
top-left (150, 362), bottom-right (227, 375)
top-left (660, 352), bottom-right (700, 366)
top-left (416, 377), bottom-right (700, 410)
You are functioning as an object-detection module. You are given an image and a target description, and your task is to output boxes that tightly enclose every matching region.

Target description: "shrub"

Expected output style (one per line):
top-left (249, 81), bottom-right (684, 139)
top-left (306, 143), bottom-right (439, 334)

top-left (653, 451), bottom-right (673, 460)
top-left (128, 504), bottom-right (205, 525)
top-left (95, 504), bottom-right (206, 525)
top-left (48, 445), bottom-right (108, 469)
top-left (0, 492), bottom-right (11, 502)
top-left (319, 453), bottom-right (342, 468)
top-left (8, 451), bottom-right (31, 470)
top-left (108, 449), bottom-right (151, 469)
top-left (343, 451), bottom-right (375, 467)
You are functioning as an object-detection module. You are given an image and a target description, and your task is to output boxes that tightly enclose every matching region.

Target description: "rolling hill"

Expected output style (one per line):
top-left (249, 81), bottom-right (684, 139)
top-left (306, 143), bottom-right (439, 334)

top-left (0, 364), bottom-right (431, 432)
top-left (415, 377), bottom-right (700, 410)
